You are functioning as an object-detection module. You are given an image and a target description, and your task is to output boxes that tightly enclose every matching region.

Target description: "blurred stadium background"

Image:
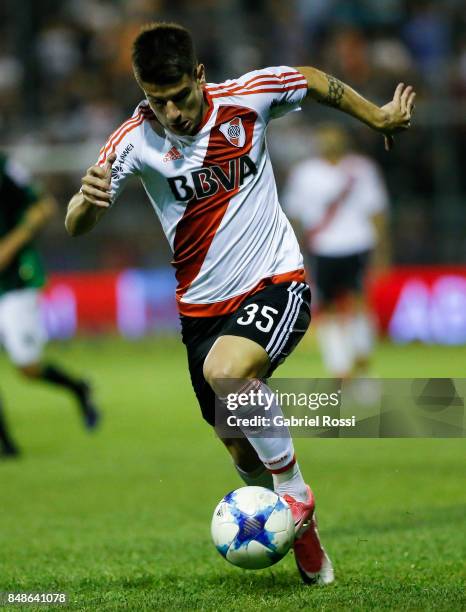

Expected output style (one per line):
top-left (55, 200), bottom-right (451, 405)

top-left (1, 0), bottom-right (466, 343)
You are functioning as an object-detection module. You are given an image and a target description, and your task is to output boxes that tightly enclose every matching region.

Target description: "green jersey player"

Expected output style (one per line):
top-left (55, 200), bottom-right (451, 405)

top-left (0, 153), bottom-right (100, 458)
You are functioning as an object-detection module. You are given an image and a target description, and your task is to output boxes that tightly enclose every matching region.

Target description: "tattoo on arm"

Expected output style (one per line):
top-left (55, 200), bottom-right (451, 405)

top-left (322, 74), bottom-right (345, 108)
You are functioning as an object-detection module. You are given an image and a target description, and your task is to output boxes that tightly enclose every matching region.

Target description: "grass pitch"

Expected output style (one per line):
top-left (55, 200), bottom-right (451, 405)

top-left (0, 336), bottom-right (465, 611)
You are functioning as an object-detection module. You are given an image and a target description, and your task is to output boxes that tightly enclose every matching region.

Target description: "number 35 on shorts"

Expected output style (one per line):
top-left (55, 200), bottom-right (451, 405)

top-left (236, 304), bottom-right (279, 333)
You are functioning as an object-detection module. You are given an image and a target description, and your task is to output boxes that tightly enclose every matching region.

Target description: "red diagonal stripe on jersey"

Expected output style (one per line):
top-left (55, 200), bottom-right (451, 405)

top-left (173, 106), bottom-right (257, 300)
top-left (307, 176), bottom-right (356, 246)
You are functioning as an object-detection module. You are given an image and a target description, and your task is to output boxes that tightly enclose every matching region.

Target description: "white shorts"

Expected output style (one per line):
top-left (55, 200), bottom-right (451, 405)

top-left (0, 288), bottom-right (46, 366)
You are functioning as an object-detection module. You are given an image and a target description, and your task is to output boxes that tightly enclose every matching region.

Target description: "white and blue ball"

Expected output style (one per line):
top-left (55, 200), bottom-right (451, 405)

top-left (211, 486), bottom-right (295, 569)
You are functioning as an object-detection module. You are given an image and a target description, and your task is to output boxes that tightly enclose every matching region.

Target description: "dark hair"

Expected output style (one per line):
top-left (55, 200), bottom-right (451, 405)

top-left (132, 22), bottom-right (197, 85)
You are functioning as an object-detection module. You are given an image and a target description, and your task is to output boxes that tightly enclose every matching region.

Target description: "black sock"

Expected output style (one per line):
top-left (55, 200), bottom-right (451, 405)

top-left (41, 364), bottom-right (83, 396)
top-left (0, 395), bottom-right (18, 452)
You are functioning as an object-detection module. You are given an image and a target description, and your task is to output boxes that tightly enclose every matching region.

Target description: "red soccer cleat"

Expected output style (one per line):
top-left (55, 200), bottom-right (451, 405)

top-left (283, 485), bottom-right (335, 585)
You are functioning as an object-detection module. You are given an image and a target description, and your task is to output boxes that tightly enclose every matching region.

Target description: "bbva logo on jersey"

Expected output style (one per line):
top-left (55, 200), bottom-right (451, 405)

top-left (167, 154), bottom-right (257, 202)
top-left (219, 116), bottom-right (246, 147)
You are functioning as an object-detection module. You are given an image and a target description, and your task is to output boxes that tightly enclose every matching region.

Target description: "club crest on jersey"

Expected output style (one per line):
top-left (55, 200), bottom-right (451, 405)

top-left (219, 117), bottom-right (245, 148)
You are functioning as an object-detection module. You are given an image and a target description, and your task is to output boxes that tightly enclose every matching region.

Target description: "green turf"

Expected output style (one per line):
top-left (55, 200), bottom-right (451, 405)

top-left (0, 336), bottom-right (465, 611)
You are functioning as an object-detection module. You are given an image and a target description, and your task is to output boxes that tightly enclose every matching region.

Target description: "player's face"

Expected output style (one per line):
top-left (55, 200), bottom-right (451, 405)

top-left (139, 65), bottom-right (206, 136)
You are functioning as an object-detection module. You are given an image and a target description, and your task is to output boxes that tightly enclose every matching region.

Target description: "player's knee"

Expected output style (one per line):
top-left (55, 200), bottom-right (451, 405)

top-left (202, 359), bottom-right (236, 394)
top-left (203, 358), bottom-right (255, 396)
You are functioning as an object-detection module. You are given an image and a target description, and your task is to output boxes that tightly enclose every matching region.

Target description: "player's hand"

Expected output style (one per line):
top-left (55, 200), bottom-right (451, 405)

top-left (378, 83), bottom-right (416, 151)
top-left (80, 152), bottom-right (116, 207)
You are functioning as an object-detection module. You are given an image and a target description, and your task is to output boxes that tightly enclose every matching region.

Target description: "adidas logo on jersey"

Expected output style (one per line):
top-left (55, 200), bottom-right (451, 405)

top-left (163, 146), bottom-right (184, 163)
top-left (219, 117), bottom-right (246, 148)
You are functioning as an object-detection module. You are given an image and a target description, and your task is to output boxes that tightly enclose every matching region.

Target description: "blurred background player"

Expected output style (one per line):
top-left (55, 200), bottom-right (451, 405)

top-left (283, 124), bottom-right (390, 378)
top-left (0, 153), bottom-right (100, 457)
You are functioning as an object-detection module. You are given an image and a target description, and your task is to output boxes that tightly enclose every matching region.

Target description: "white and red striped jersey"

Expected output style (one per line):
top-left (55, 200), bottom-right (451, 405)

top-left (283, 154), bottom-right (388, 257)
top-left (97, 66), bottom-right (308, 316)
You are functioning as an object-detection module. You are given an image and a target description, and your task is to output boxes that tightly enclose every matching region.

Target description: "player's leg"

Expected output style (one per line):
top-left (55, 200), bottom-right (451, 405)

top-left (204, 335), bottom-right (309, 502)
top-left (346, 251), bottom-right (376, 374)
top-left (0, 392), bottom-right (20, 457)
top-left (346, 295), bottom-right (375, 374)
top-left (2, 289), bottom-right (100, 429)
top-left (17, 362), bottom-right (100, 429)
top-left (202, 283), bottom-right (311, 504)
top-left (316, 306), bottom-right (354, 378)
top-left (180, 314), bottom-right (273, 489)
top-left (203, 282), bottom-right (333, 585)
top-left (312, 254), bottom-right (354, 378)
top-left (219, 433), bottom-right (274, 489)
top-left (0, 296), bottom-right (20, 456)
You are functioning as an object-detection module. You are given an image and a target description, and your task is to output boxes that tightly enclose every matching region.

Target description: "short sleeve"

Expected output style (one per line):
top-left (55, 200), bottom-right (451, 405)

top-left (96, 104), bottom-right (146, 203)
top-left (206, 66), bottom-right (308, 123)
top-left (264, 66), bottom-right (308, 120)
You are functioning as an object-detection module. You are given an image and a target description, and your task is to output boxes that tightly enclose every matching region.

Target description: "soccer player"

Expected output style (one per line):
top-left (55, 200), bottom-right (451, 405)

top-left (283, 123), bottom-right (390, 378)
top-left (0, 154), bottom-right (100, 458)
top-left (65, 22), bottom-right (415, 584)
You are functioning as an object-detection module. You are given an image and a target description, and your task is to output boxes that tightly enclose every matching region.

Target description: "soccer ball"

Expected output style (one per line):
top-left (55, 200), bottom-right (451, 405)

top-left (211, 486), bottom-right (295, 569)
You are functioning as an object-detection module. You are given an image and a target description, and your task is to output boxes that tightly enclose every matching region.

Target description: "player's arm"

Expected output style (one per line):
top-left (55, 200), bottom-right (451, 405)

top-left (297, 66), bottom-right (416, 151)
top-left (65, 153), bottom-right (116, 236)
top-left (0, 196), bottom-right (57, 272)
